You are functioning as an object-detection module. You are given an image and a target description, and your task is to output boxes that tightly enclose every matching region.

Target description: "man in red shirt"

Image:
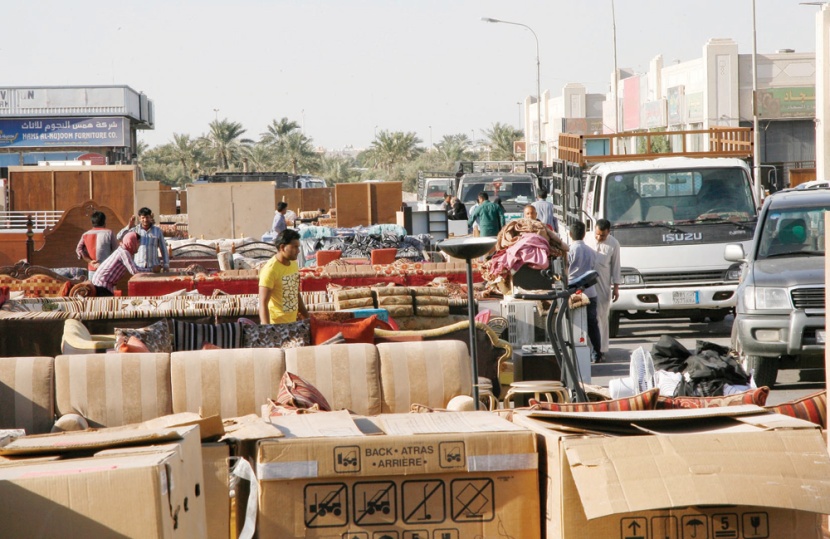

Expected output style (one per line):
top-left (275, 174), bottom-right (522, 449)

top-left (76, 211), bottom-right (118, 278)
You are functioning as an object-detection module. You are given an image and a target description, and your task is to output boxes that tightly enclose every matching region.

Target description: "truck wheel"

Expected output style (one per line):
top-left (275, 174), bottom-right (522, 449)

top-left (745, 355), bottom-right (778, 388)
top-left (609, 312), bottom-right (621, 338)
top-left (708, 311), bottom-right (727, 323)
top-left (689, 313), bottom-right (705, 323)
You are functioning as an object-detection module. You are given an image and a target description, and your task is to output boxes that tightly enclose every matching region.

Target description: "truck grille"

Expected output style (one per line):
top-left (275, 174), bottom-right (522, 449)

top-left (791, 288), bottom-right (825, 310)
top-left (641, 271), bottom-right (723, 285)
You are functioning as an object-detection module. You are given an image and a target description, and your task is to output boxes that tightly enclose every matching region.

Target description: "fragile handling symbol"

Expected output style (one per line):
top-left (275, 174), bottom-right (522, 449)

top-left (402, 480), bottom-right (445, 524)
top-left (305, 483), bottom-right (348, 527)
top-left (355, 481), bottom-right (396, 525)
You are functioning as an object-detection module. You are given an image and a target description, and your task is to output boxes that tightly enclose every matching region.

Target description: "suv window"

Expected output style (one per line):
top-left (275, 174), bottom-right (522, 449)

top-left (757, 206), bottom-right (829, 259)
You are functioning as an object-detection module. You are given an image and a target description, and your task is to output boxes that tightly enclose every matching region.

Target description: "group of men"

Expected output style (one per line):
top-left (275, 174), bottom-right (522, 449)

top-left (76, 207), bottom-right (169, 297)
top-left (566, 219), bottom-right (621, 363)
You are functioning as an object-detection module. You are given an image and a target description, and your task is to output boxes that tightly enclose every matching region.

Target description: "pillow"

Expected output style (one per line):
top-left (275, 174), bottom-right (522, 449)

top-left (114, 320), bottom-right (172, 353)
top-left (202, 342), bottom-right (222, 350)
top-left (529, 388), bottom-right (660, 412)
top-left (276, 372), bottom-right (332, 411)
top-left (319, 332), bottom-right (346, 346)
top-left (172, 320), bottom-right (242, 351)
top-left (241, 319), bottom-right (310, 349)
top-left (311, 315), bottom-right (378, 346)
top-left (655, 387), bottom-right (769, 410)
top-left (118, 335), bottom-right (151, 353)
top-left (765, 390), bottom-right (826, 426)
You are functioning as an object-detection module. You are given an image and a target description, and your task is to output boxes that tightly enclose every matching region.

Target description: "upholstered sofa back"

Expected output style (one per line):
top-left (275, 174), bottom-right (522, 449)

top-left (0, 356), bottom-right (55, 435)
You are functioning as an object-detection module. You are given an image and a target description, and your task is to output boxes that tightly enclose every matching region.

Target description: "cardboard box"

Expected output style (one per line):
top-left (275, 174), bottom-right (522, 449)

top-left (255, 410), bottom-right (541, 538)
top-left (0, 425), bottom-right (207, 538)
top-left (202, 442), bottom-right (230, 539)
top-left (513, 405), bottom-right (830, 539)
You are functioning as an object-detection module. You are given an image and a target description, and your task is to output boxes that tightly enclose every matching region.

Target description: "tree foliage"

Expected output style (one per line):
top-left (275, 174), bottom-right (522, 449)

top-left (484, 122), bottom-right (524, 161)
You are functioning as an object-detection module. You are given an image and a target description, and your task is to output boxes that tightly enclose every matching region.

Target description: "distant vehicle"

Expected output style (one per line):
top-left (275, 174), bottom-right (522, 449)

top-left (458, 172), bottom-right (537, 216)
top-left (725, 185), bottom-right (830, 387)
top-left (197, 172), bottom-right (326, 189)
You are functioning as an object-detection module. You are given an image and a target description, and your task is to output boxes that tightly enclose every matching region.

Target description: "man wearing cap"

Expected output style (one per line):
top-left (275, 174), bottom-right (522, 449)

top-left (91, 232), bottom-right (161, 296)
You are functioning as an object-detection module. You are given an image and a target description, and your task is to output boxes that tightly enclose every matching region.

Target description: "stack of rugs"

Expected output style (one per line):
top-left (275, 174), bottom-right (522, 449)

top-left (372, 287), bottom-right (414, 318)
top-left (330, 286), bottom-right (450, 319)
top-left (410, 287), bottom-right (450, 318)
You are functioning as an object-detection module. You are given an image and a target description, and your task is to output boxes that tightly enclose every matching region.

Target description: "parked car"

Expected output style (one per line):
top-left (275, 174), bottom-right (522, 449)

top-left (724, 186), bottom-right (830, 387)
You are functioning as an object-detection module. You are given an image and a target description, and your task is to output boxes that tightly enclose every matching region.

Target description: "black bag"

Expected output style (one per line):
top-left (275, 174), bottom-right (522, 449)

top-left (651, 335), bottom-right (691, 373)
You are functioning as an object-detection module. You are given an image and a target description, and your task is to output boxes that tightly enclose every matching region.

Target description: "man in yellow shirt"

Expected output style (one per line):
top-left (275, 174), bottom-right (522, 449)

top-left (258, 229), bottom-right (308, 324)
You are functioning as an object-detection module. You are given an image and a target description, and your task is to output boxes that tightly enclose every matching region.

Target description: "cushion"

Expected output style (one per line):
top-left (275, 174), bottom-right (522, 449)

top-left (172, 320), bottom-right (243, 351)
top-left (0, 356), bottom-right (55, 434)
top-left (319, 332), bottom-right (346, 346)
top-left (55, 353), bottom-right (173, 428)
top-left (118, 336), bottom-right (150, 353)
top-left (241, 319), bottom-right (310, 348)
top-left (114, 320), bottom-right (172, 354)
top-left (202, 343), bottom-right (222, 350)
top-left (655, 387), bottom-right (769, 410)
top-left (276, 371), bottom-right (332, 411)
top-left (530, 388), bottom-right (660, 412)
top-left (765, 390), bottom-right (826, 426)
top-left (170, 348), bottom-right (286, 418)
top-left (284, 343), bottom-right (382, 416)
top-left (311, 315), bottom-right (378, 346)
top-left (377, 341), bottom-right (472, 413)
top-left (310, 311), bottom-right (355, 323)
top-left (51, 413), bottom-right (89, 432)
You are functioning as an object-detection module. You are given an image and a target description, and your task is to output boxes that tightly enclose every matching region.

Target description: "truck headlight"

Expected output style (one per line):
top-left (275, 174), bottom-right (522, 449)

top-left (620, 268), bottom-right (642, 285)
top-left (725, 264), bottom-right (743, 281)
top-left (745, 286), bottom-right (791, 310)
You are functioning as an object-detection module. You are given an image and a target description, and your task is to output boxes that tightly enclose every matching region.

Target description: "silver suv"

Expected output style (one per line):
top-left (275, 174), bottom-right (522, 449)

top-left (724, 186), bottom-right (829, 387)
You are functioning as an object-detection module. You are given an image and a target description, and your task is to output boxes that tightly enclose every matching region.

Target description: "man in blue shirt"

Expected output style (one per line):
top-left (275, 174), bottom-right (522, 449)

top-left (272, 202), bottom-right (289, 234)
top-left (567, 221), bottom-right (603, 363)
top-left (117, 207), bottom-right (169, 271)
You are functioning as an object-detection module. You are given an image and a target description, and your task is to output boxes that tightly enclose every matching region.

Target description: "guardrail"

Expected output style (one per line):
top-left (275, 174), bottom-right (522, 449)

top-left (0, 211), bottom-right (63, 232)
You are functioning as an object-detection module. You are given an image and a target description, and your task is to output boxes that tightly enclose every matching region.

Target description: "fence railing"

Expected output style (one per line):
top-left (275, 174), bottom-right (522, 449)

top-left (0, 211), bottom-right (63, 232)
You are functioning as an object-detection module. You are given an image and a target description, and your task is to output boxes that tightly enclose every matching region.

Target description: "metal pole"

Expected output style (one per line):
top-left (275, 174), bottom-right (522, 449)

top-left (751, 0), bottom-right (763, 201)
top-left (612, 0), bottom-right (621, 145)
top-left (465, 258), bottom-right (481, 409)
top-left (481, 18), bottom-right (542, 163)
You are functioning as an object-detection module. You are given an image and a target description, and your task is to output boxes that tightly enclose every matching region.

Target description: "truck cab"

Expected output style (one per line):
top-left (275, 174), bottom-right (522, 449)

top-left (458, 173), bottom-right (537, 218)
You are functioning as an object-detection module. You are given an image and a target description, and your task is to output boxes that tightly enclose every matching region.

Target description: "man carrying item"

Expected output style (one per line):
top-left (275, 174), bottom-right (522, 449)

top-left (76, 211), bottom-right (118, 280)
top-left (587, 218), bottom-right (622, 358)
top-left (532, 188), bottom-right (559, 233)
top-left (259, 229), bottom-right (308, 324)
top-left (523, 204), bottom-right (538, 221)
top-left (117, 207), bottom-right (170, 272)
top-left (467, 192), bottom-right (505, 238)
top-left (272, 201), bottom-right (289, 234)
top-left (91, 232), bottom-right (160, 297)
top-left (567, 221), bottom-right (603, 363)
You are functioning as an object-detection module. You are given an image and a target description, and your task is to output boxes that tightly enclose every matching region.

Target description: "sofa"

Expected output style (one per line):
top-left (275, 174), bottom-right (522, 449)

top-left (1, 340), bottom-right (473, 434)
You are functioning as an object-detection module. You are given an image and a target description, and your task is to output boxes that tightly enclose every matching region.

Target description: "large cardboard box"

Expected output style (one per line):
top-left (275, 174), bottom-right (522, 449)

top-left (202, 442), bottom-right (230, 539)
top-left (0, 425), bottom-right (207, 538)
top-left (255, 410), bottom-right (541, 538)
top-left (513, 405), bottom-right (830, 539)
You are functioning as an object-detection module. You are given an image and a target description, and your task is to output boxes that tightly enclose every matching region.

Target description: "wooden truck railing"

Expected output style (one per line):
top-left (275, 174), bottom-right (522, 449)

top-left (558, 127), bottom-right (753, 167)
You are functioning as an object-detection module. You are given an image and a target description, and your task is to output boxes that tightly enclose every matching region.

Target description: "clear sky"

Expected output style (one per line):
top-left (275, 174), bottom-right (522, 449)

top-left (3, 0), bottom-right (820, 150)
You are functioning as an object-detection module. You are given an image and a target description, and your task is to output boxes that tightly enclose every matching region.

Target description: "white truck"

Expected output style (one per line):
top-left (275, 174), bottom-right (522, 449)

top-left (551, 129), bottom-right (760, 336)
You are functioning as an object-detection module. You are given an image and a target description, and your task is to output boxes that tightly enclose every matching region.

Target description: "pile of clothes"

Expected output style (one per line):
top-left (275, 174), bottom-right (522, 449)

top-left (299, 225), bottom-right (431, 266)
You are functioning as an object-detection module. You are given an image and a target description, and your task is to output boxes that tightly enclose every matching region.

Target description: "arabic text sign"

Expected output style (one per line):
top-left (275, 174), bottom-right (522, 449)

top-left (0, 117), bottom-right (127, 148)
top-left (758, 87), bottom-right (815, 119)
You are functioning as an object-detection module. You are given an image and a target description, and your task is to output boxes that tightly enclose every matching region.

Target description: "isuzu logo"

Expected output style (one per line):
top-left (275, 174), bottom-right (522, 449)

top-left (662, 232), bottom-right (702, 242)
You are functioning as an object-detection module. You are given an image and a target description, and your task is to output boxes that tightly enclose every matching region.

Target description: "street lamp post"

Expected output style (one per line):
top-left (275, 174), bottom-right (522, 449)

top-left (751, 0), bottom-right (762, 201)
top-left (213, 108), bottom-right (219, 122)
top-left (482, 17), bottom-right (542, 163)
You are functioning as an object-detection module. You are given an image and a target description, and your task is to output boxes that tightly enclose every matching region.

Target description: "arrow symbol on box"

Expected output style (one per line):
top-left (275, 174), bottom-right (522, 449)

top-left (628, 521), bottom-right (641, 534)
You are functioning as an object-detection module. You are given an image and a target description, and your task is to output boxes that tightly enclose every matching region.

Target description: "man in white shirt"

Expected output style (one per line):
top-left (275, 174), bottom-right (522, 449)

top-left (586, 218), bottom-right (622, 358)
top-left (532, 189), bottom-right (559, 233)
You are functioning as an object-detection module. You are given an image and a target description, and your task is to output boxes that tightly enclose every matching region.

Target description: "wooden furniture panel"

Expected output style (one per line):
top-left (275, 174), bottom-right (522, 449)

top-left (91, 170), bottom-right (134, 223)
top-left (301, 188), bottom-right (334, 213)
top-left (9, 171), bottom-right (53, 211)
top-left (160, 191), bottom-right (178, 215)
top-left (275, 188), bottom-right (302, 215)
top-left (371, 182), bottom-right (403, 225)
top-left (54, 171), bottom-right (89, 211)
top-left (27, 200), bottom-right (126, 269)
top-left (335, 183), bottom-right (372, 228)
top-left (180, 191), bottom-right (188, 214)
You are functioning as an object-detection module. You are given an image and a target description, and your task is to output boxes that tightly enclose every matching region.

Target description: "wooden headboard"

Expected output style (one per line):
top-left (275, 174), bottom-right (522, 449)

top-left (27, 200), bottom-right (127, 269)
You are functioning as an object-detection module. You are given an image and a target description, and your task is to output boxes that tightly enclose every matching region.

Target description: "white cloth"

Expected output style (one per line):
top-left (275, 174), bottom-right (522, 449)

top-left (586, 233), bottom-right (621, 352)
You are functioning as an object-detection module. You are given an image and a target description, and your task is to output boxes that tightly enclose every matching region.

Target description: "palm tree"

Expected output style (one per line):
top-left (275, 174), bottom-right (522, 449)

top-left (277, 131), bottom-right (320, 174)
top-left (260, 117), bottom-right (300, 146)
top-left (484, 122), bottom-right (524, 161)
top-left (435, 134), bottom-right (472, 167)
top-left (202, 119), bottom-right (247, 171)
top-left (168, 133), bottom-right (203, 179)
top-left (363, 130), bottom-right (423, 176)
top-left (320, 155), bottom-right (358, 184)
top-left (243, 143), bottom-right (279, 172)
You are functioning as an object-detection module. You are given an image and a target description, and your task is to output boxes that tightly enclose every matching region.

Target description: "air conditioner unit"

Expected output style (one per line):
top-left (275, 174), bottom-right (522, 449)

top-left (501, 299), bottom-right (536, 347)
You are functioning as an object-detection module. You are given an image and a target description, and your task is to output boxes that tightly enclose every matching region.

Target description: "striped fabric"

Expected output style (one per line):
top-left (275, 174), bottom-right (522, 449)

top-left (170, 348), bottom-right (285, 418)
top-left (0, 357), bottom-right (55, 434)
top-left (377, 340), bottom-right (472, 413)
top-left (530, 388), bottom-right (660, 412)
top-left (55, 353), bottom-right (172, 428)
top-left (118, 225), bottom-right (170, 269)
top-left (656, 387), bottom-right (769, 410)
top-left (766, 390), bottom-right (827, 426)
top-left (285, 344), bottom-right (382, 416)
top-left (172, 321), bottom-right (243, 351)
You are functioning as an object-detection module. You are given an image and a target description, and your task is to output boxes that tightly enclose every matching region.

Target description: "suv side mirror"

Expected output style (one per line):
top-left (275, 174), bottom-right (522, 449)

top-left (724, 243), bottom-right (746, 262)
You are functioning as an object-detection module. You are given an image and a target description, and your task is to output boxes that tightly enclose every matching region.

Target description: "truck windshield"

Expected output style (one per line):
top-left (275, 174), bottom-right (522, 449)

top-left (460, 178), bottom-right (535, 207)
top-left (757, 206), bottom-right (829, 259)
top-left (605, 167), bottom-right (755, 225)
top-left (425, 179), bottom-right (453, 201)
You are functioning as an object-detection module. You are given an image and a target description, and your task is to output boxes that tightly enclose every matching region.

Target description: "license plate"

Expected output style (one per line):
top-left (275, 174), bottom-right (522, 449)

top-left (672, 291), bottom-right (699, 305)
top-left (818, 330), bottom-right (826, 344)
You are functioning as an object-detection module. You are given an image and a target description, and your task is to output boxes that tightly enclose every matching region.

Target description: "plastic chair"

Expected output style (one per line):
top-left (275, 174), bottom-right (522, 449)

top-left (371, 248), bottom-right (397, 265)
top-left (316, 250), bottom-right (342, 266)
